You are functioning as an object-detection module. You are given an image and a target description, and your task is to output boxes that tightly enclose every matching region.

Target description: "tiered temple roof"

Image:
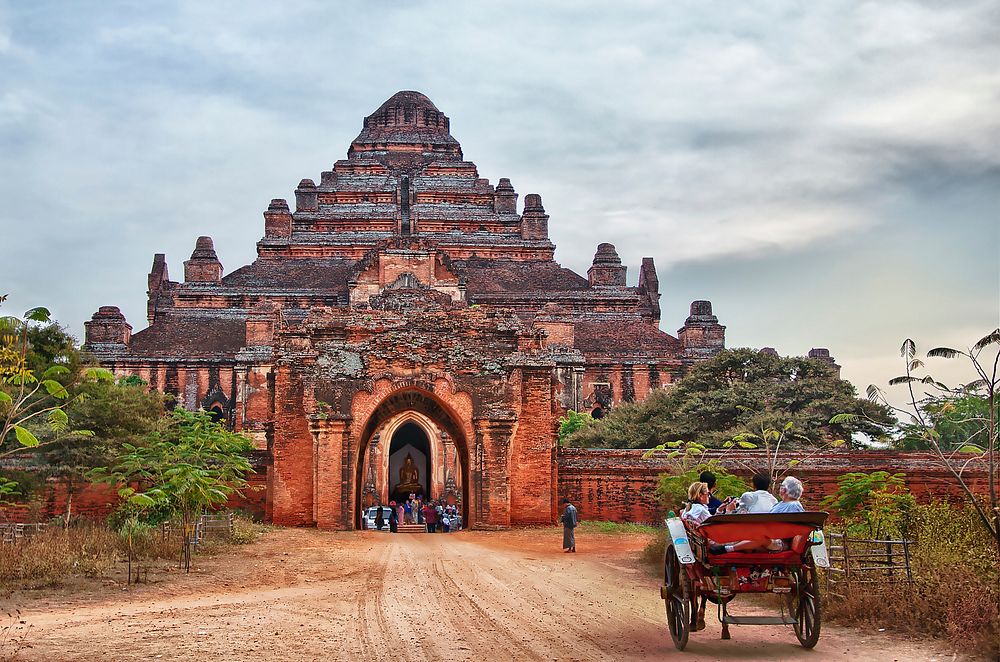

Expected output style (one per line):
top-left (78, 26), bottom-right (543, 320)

top-left (86, 91), bottom-right (724, 371)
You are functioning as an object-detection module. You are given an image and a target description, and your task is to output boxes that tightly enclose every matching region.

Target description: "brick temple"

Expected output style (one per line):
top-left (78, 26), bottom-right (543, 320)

top-left (83, 91), bottom-right (738, 529)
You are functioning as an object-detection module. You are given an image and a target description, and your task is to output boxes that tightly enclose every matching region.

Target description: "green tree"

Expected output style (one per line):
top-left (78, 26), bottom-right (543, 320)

top-left (92, 408), bottom-right (254, 571)
top-left (22, 322), bottom-right (82, 379)
top-left (655, 461), bottom-right (748, 513)
top-left (1, 297), bottom-right (113, 463)
top-left (821, 471), bottom-right (914, 538)
top-left (897, 394), bottom-right (994, 451)
top-left (565, 347), bottom-right (890, 448)
top-left (38, 377), bottom-right (165, 526)
top-left (557, 410), bottom-right (593, 445)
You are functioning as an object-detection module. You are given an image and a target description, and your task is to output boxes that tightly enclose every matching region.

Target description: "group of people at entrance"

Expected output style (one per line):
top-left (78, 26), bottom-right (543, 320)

top-left (373, 497), bottom-right (462, 533)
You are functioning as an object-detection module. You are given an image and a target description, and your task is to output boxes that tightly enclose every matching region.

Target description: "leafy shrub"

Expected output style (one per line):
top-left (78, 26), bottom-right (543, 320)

top-left (655, 462), bottom-right (748, 513)
top-left (557, 410), bottom-right (594, 444)
top-left (822, 471), bottom-right (915, 538)
top-left (640, 534), bottom-right (666, 571)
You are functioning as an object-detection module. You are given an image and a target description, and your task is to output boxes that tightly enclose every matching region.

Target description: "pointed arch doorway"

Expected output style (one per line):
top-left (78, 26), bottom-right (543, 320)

top-left (354, 389), bottom-right (470, 530)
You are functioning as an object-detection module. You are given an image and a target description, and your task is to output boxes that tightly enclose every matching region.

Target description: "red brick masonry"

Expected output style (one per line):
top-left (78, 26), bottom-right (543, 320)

top-left (559, 448), bottom-right (991, 523)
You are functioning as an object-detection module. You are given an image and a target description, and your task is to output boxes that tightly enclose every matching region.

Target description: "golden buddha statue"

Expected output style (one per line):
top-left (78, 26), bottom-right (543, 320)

top-left (395, 453), bottom-right (422, 493)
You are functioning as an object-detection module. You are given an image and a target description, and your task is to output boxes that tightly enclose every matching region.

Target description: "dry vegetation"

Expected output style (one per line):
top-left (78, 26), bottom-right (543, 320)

top-left (824, 503), bottom-right (999, 660)
top-left (0, 516), bottom-right (263, 593)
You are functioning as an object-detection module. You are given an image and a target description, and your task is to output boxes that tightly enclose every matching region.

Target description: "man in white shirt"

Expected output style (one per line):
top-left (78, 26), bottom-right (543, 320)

top-left (722, 474), bottom-right (778, 514)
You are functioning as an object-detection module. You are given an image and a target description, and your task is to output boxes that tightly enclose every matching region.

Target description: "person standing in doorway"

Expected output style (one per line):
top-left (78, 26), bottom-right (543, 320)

top-left (388, 501), bottom-right (399, 533)
top-left (561, 498), bottom-right (578, 553)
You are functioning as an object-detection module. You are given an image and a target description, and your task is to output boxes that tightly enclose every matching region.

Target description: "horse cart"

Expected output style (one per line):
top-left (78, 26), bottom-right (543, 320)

top-left (661, 512), bottom-right (829, 650)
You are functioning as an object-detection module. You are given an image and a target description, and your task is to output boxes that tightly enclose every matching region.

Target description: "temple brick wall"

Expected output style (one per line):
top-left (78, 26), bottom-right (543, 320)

top-left (558, 448), bottom-right (992, 523)
top-left (4, 450), bottom-right (989, 526)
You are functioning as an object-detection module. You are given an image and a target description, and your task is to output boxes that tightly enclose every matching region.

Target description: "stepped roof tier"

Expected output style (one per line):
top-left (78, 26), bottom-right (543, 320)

top-left (85, 90), bottom-right (726, 400)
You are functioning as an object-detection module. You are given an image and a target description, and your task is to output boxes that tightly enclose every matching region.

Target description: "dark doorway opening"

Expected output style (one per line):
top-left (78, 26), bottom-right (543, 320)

top-left (388, 422), bottom-right (430, 504)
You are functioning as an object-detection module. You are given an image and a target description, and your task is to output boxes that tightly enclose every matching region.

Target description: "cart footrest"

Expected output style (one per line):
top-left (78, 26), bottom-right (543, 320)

top-left (723, 615), bottom-right (797, 626)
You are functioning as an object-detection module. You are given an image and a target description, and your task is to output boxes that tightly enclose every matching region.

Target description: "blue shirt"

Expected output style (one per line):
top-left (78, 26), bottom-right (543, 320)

top-left (771, 500), bottom-right (805, 513)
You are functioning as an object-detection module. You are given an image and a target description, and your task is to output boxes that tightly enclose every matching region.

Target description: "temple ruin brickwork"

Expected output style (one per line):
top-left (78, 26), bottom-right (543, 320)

top-left (82, 91), bottom-right (850, 529)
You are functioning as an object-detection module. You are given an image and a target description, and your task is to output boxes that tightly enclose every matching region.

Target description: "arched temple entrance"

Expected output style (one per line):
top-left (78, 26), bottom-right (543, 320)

top-left (354, 389), bottom-right (470, 530)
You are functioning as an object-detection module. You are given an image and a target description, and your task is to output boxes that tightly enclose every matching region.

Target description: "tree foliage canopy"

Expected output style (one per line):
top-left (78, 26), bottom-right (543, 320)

top-left (565, 348), bottom-right (891, 448)
top-left (91, 408), bottom-right (254, 571)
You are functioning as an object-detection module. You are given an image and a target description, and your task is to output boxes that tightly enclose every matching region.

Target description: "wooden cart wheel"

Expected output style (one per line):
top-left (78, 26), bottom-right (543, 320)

top-left (789, 562), bottom-right (822, 648)
top-left (663, 544), bottom-right (692, 651)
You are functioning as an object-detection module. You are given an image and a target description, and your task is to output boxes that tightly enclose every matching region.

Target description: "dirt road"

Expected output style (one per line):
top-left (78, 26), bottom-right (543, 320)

top-left (6, 527), bottom-right (954, 661)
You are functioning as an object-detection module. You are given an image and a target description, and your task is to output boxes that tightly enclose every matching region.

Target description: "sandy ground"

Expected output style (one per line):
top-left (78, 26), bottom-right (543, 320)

top-left (2, 526), bottom-right (958, 661)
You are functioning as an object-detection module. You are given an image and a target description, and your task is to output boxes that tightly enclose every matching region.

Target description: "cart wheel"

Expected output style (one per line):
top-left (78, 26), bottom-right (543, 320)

top-left (664, 544), bottom-right (692, 651)
top-left (789, 562), bottom-right (821, 648)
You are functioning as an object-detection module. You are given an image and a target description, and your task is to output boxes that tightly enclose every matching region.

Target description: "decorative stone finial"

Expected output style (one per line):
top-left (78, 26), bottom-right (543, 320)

top-left (808, 348), bottom-right (841, 377)
top-left (495, 178), bottom-right (518, 215)
top-left (184, 236), bottom-right (223, 283)
top-left (588, 243), bottom-right (626, 286)
top-left (521, 193), bottom-right (549, 240)
top-left (84, 306), bottom-right (132, 346)
top-left (147, 253), bottom-right (170, 323)
top-left (264, 198), bottom-right (292, 239)
top-left (678, 300), bottom-right (726, 358)
top-left (688, 300), bottom-right (715, 320)
top-left (523, 193), bottom-right (544, 213)
top-left (296, 179), bottom-right (318, 212)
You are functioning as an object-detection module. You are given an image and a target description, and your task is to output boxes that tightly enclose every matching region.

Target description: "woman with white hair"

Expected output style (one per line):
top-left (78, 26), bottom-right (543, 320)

top-left (771, 476), bottom-right (805, 514)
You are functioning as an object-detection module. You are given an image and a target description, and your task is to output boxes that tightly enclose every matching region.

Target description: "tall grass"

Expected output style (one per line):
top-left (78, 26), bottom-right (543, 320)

top-left (1, 522), bottom-right (184, 589)
top-left (0, 525), bottom-right (120, 588)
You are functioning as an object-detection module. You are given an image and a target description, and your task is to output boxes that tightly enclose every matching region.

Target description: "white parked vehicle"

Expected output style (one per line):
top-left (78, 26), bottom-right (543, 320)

top-left (363, 506), bottom-right (394, 531)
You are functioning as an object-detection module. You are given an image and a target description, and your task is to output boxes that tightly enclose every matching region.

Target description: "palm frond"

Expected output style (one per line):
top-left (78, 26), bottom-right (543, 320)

top-left (900, 339), bottom-right (916, 360)
top-left (889, 376), bottom-right (917, 386)
top-left (973, 329), bottom-right (1000, 351)
top-left (927, 347), bottom-right (959, 359)
top-left (866, 384), bottom-right (881, 401)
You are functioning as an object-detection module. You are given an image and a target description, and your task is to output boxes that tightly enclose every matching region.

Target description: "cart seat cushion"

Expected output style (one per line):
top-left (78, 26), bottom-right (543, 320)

top-left (707, 550), bottom-right (802, 565)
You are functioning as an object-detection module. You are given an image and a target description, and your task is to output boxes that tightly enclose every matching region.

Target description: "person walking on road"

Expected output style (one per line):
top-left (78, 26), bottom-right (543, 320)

top-left (561, 498), bottom-right (578, 553)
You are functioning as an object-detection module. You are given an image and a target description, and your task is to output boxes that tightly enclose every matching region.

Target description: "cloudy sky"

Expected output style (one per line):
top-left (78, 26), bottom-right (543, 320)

top-left (1, 1), bottom-right (997, 404)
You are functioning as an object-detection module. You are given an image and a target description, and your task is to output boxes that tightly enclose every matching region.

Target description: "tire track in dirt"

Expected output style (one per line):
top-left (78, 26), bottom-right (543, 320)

top-left (353, 539), bottom-right (393, 661)
top-left (426, 552), bottom-right (541, 661)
